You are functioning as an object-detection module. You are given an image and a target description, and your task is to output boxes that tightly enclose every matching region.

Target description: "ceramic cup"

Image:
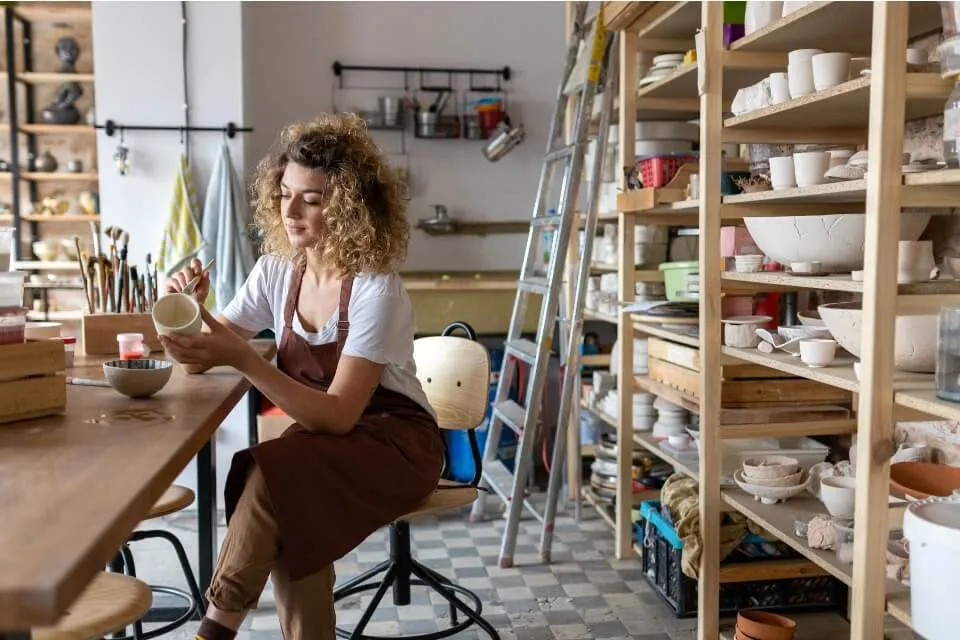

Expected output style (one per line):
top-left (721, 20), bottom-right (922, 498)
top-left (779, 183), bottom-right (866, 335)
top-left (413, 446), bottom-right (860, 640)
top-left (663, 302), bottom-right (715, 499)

top-left (828, 148), bottom-right (855, 168)
top-left (793, 150), bottom-right (830, 187)
top-left (897, 240), bottom-right (939, 284)
top-left (811, 52), bottom-right (851, 90)
top-left (768, 72), bottom-right (790, 104)
top-left (799, 338), bottom-right (837, 368)
top-left (723, 315), bottom-right (773, 348)
top-left (787, 61), bottom-right (815, 98)
top-left (152, 293), bottom-right (202, 335)
top-left (768, 155), bottom-right (797, 190)
top-left (788, 48), bottom-right (824, 65)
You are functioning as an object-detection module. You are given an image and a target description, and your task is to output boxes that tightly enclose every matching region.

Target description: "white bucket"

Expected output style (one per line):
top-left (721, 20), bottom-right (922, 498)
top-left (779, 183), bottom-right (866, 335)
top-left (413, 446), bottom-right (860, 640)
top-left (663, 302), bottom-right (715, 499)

top-left (903, 499), bottom-right (960, 640)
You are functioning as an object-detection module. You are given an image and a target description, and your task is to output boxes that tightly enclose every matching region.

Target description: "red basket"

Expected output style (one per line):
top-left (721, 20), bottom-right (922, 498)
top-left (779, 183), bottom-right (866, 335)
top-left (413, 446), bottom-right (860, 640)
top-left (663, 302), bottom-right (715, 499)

top-left (638, 155), bottom-right (698, 188)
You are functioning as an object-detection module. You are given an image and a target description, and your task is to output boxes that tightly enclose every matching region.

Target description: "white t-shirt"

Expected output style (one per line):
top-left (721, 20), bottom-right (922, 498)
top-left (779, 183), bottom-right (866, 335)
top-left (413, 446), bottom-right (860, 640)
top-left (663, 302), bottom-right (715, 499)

top-left (221, 255), bottom-right (435, 418)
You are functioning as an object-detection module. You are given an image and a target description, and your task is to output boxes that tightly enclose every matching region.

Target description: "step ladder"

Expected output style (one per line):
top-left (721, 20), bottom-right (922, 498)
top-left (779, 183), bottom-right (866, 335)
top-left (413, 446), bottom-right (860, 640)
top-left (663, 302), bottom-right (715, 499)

top-left (468, 3), bottom-right (617, 568)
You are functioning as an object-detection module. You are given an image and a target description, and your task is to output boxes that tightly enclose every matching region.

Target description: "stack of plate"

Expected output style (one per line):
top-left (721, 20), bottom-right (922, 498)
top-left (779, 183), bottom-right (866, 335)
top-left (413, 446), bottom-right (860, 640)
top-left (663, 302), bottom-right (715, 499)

top-left (652, 397), bottom-right (689, 440)
top-left (640, 53), bottom-right (685, 87)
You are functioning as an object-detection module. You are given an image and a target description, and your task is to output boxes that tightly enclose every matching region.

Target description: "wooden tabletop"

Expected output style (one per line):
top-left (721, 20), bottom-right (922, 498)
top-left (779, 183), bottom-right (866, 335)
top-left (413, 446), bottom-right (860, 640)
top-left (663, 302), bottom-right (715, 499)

top-left (0, 340), bottom-right (277, 630)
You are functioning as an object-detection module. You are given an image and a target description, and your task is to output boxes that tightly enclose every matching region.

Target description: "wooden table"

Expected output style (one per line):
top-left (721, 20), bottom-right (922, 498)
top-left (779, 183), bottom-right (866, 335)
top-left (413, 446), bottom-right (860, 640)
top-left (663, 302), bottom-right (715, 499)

top-left (0, 340), bottom-right (277, 636)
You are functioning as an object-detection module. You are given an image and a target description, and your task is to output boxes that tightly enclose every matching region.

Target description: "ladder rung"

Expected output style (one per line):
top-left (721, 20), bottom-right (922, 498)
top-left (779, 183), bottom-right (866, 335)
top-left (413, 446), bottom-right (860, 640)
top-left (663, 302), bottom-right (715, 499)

top-left (505, 338), bottom-right (539, 364)
top-left (494, 400), bottom-right (526, 435)
top-left (519, 277), bottom-right (549, 294)
top-left (545, 144), bottom-right (576, 163)
top-left (530, 216), bottom-right (561, 228)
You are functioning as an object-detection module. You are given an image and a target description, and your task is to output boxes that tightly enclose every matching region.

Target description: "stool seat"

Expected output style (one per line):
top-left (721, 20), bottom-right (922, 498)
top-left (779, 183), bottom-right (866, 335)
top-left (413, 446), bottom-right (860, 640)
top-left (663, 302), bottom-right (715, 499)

top-left (404, 480), bottom-right (477, 520)
top-left (34, 572), bottom-right (152, 640)
top-left (146, 485), bottom-right (194, 520)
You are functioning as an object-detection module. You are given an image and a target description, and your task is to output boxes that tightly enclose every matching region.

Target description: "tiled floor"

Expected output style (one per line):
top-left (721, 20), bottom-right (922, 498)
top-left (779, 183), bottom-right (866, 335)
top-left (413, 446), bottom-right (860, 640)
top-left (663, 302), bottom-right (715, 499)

top-left (133, 500), bottom-right (696, 640)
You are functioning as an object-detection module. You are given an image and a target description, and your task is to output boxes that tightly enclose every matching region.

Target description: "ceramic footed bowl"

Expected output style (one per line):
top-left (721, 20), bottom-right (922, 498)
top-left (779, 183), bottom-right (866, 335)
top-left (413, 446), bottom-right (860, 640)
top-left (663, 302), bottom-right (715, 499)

top-left (818, 301), bottom-right (936, 372)
top-left (103, 359), bottom-right (173, 398)
top-left (734, 469), bottom-right (809, 505)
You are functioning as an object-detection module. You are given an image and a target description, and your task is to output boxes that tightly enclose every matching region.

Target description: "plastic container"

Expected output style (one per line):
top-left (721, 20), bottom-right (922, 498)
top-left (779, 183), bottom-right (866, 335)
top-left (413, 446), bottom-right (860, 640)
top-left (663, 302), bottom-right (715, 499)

top-left (0, 306), bottom-right (26, 345)
top-left (904, 500), bottom-right (960, 640)
top-left (0, 271), bottom-right (25, 308)
top-left (637, 154), bottom-right (698, 188)
top-left (659, 261), bottom-right (700, 301)
top-left (117, 332), bottom-right (149, 360)
top-left (60, 336), bottom-right (76, 369)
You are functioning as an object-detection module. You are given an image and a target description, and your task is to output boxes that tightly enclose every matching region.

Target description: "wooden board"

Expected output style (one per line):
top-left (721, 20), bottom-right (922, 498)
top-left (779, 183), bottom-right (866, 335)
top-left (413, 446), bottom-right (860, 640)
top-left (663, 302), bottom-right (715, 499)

top-left (647, 336), bottom-right (789, 378)
top-left (81, 313), bottom-right (161, 356)
top-left (0, 340), bottom-right (66, 424)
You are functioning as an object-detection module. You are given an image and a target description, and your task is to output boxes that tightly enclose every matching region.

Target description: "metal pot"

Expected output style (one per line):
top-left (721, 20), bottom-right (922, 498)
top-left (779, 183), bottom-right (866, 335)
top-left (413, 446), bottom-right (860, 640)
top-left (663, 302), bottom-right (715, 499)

top-left (482, 120), bottom-right (525, 162)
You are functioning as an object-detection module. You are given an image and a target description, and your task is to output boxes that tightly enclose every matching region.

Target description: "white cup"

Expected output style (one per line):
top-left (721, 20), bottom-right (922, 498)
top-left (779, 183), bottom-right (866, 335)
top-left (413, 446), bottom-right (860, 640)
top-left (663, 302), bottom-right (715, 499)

top-left (788, 61), bottom-right (815, 98)
top-left (799, 338), bottom-right (837, 368)
top-left (769, 72), bottom-right (790, 104)
top-left (811, 52), bottom-right (851, 90)
top-left (152, 293), bottom-right (202, 336)
top-left (768, 155), bottom-right (797, 190)
top-left (788, 48), bottom-right (824, 65)
top-left (793, 150), bottom-right (830, 187)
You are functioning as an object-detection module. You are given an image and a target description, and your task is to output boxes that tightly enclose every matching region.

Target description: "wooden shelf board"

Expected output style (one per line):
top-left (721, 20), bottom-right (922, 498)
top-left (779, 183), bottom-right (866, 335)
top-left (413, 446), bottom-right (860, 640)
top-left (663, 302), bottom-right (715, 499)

top-left (581, 487), bottom-right (616, 533)
top-left (730, 1), bottom-right (941, 54)
top-left (724, 74), bottom-right (951, 133)
top-left (722, 490), bottom-right (851, 586)
top-left (637, 61), bottom-right (778, 110)
top-left (581, 354), bottom-right (611, 367)
top-left (582, 403), bottom-right (617, 429)
top-left (723, 179), bottom-right (867, 205)
top-left (631, 318), bottom-right (700, 348)
top-left (21, 214), bottom-right (100, 223)
top-left (722, 271), bottom-right (960, 295)
top-left (720, 418), bottom-right (857, 439)
top-left (18, 72), bottom-right (95, 84)
top-left (20, 172), bottom-right (98, 182)
top-left (885, 587), bottom-right (911, 630)
top-left (19, 124), bottom-right (95, 135)
top-left (722, 346), bottom-right (934, 394)
top-left (26, 309), bottom-right (83, 321)
top-left (633, 430), bottom-right (698, 479)
top-left (13, 261), bottom-right (79, 271)
top-left (14, 2), bottom-right (92, 23)
top-left (23, 281), bottom-right (84, 290)
top-left (894, 388), bottom-right (960, 422)
top-left (634, 0), bottom-right (699, 42)
top-left (904, 168), bottom-right (960, 186)
top-left (634, 375), bottom-right (700, 415)
top-left (584, 310), bottom-right (619, 324)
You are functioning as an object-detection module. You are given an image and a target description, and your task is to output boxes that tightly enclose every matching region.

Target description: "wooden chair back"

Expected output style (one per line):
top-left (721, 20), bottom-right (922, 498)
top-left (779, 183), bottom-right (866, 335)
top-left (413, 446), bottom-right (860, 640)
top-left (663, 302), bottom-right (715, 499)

top-left (413, 325), bottom-right (490, 431)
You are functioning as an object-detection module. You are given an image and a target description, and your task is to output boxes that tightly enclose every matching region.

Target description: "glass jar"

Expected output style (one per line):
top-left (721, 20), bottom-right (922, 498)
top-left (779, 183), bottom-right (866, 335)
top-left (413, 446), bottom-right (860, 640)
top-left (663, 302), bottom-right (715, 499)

top-left (944, 80), bottom-right (960, 168)
top-left (938, 307), bottom-right (960, 402)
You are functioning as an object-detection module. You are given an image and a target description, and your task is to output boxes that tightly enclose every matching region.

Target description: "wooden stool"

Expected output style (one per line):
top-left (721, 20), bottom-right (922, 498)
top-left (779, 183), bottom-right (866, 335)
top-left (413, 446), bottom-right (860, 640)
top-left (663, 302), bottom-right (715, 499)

top-left (334, 322), bottom-right (499, 640)
top-left (112, 485), bottom-right (204, 640)
top-left (32, 572), bottom-right (151, 640)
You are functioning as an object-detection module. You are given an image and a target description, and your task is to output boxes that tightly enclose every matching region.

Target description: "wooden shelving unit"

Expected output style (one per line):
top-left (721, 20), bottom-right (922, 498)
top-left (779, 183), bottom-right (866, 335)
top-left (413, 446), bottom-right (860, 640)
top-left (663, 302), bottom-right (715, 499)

top-left (597, 1), bottom-right (958, 638)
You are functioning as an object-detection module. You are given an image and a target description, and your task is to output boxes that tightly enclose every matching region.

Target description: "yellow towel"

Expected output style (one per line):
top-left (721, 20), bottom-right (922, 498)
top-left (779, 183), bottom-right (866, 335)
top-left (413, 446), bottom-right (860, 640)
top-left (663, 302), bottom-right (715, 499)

top-left (157, 153), bottom-right (204, 279)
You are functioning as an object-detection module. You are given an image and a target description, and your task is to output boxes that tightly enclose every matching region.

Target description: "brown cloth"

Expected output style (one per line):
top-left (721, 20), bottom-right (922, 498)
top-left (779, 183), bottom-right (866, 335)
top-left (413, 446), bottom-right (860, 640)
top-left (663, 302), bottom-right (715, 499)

top-left (224, 262), bottom-right (444, 581)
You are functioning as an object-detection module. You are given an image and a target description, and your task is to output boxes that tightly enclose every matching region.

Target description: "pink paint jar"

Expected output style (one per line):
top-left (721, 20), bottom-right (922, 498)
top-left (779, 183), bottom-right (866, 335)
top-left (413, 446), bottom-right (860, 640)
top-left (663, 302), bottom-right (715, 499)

top-left (117, 332), bottom-right (150, 360)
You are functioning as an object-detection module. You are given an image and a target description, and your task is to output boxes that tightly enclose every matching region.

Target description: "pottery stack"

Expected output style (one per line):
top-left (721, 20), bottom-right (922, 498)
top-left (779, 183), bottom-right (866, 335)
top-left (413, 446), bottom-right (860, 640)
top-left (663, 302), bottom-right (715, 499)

top-left (733, 456), bottom-right (808, 505)
top-left (736, 609), bottom-right (797, 640)
top-left (651, 397), bottom-right (688, 440)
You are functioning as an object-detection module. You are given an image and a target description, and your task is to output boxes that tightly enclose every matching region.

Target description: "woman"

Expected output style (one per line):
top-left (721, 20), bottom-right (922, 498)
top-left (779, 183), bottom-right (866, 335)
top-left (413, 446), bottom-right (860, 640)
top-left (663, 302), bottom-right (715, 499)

top-left (161, 113), bottom-right (444, 640)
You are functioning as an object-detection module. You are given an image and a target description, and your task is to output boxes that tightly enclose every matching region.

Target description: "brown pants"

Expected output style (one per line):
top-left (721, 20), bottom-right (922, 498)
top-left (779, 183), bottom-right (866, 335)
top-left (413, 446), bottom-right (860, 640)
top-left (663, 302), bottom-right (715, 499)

top-left (206, 466), bottom-right (336, 640)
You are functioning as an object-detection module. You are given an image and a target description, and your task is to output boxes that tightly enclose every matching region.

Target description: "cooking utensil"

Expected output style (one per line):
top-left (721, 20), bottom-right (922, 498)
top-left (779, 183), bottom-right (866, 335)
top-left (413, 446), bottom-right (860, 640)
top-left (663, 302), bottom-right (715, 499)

top-left (416, 205), bottom-right (458, 234)
top-left (182, 257), bottom-right (216, 296)
top-left (482, 119), bottom-right (525, 162)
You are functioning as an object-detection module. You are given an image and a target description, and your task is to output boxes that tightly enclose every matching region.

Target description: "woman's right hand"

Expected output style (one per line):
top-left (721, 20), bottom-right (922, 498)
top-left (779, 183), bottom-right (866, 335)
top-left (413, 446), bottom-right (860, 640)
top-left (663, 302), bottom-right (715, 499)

top-left (164, 257), bottom-right (210, 304)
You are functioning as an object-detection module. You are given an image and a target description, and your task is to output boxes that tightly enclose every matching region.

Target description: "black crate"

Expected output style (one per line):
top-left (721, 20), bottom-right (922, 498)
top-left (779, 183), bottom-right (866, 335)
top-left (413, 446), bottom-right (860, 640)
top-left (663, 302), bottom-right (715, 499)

top-left (635, 501), bottom-right (847, 618)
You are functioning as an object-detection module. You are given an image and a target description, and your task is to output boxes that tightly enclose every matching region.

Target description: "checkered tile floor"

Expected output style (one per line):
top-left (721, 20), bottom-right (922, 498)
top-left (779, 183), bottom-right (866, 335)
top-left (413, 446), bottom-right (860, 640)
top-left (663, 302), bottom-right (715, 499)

top-left (139, 501), bottom-right (697, 640)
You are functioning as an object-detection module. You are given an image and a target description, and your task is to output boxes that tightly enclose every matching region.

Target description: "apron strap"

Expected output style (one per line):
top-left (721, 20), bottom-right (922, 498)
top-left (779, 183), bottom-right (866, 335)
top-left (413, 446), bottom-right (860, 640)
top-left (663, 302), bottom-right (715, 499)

top-left (336, 277), bottom-right (354, 358)
top-left (284, 260), bottom-right (307, 330)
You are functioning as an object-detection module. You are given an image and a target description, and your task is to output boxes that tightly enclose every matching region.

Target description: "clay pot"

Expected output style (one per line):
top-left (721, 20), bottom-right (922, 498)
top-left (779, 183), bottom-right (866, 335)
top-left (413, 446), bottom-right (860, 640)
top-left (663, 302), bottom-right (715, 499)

top-left (737, 610), bottom-right (796, 640)
top-left (890, 461), bottom-right (960, 499)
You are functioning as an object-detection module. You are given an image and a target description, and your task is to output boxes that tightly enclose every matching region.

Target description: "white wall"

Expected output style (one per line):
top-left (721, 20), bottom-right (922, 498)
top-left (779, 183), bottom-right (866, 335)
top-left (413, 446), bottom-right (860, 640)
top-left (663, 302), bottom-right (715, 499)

top-left (241, 1), bottom-right (567, 272)
top-left (92, 0), bottom-right (249, 498)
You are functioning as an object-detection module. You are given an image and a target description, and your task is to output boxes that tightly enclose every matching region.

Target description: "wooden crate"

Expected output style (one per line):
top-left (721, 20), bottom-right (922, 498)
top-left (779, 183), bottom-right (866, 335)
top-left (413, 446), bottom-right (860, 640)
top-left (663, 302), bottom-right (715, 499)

top-left (645, 337), bottom-right (852, 407)
top-left (82, 313), bottom-right (161, 356)
top-left (0, 340), bottom-right (66, 424)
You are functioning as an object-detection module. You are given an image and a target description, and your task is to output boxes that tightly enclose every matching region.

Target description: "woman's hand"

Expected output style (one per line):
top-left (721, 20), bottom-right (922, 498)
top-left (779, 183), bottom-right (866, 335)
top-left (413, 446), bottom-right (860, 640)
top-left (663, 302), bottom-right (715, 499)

top-left (159, 305), bottom-right (256, 371)
top-left (164, 257), bottom-right (210, 304)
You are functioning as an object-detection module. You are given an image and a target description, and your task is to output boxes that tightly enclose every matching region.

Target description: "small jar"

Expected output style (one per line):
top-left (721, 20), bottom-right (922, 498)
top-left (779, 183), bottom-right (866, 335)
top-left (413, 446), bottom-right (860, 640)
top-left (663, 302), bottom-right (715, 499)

top-left (61, 336), bottom-right (76, 369)
top-left (117, 332), bottom-right (149, 360)
top-left (0, 306), bottom-right (26, 345)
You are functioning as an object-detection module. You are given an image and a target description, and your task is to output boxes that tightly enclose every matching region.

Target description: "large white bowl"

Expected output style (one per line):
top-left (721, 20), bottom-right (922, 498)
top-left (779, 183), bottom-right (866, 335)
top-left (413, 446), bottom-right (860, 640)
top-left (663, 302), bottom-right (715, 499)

top-left (818, 301), bottom-right (937, 373)
top-left (743, 213), bottom-right (931, 272)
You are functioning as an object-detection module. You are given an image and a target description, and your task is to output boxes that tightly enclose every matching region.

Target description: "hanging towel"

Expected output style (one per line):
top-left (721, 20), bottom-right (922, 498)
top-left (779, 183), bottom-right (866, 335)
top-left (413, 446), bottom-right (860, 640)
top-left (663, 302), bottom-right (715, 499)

top-left (157, 153), bottom-right (204, 278)
top-left (200, 142), bottom-right (256, 313)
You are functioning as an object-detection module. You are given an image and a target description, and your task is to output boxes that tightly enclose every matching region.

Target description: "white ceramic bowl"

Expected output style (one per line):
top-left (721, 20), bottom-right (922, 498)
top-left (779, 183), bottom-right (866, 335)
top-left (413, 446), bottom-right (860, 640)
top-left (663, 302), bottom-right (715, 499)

top-left (793, 150), bottom-right (830, 187)
top-left (818, 475), bottom-right (856, 519)
top-left (799, 338), bottom-right (838, 368)
top-left (797, 310), bottom-right (825, 327)
top-left (777, 324), bottom-right (831, 354)
top-left (818, 301), bottom-right (936, 372)
top-left (743, 212), bottom-right (931, 272)
top-left (811, 52), bottom-right (851, 90)
top-left (152, 293), bottom-right (202, 336)
top-left (103, 358), bottom-right (173, 398)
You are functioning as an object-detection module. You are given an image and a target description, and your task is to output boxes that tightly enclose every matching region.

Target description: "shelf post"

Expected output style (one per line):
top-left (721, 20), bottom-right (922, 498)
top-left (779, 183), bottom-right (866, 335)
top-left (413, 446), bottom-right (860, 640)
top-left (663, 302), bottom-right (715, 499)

top-left (697, 1), bottom-right (724, 638)
top-left (851, 2), bottom-right (909, 638)
top-left (614, 29), bottom-right (639, 560)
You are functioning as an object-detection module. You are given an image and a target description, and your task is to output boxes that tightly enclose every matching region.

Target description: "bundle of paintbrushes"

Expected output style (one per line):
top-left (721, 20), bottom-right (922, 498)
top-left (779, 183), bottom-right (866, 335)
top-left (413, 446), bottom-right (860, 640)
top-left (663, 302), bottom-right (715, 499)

top-left (73, 227), bottom-right (160, 314)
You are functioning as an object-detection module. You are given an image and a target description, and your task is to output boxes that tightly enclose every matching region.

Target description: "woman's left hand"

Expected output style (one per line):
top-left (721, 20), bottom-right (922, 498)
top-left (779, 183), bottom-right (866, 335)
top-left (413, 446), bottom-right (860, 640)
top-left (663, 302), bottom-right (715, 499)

top-left (159, 305), bottom-right (255, 371)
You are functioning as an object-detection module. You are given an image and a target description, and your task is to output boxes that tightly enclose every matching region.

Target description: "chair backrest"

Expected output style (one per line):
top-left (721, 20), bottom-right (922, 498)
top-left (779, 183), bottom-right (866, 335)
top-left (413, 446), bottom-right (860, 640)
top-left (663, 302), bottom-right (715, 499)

top-left (413, 335), bottom-right (490, 431)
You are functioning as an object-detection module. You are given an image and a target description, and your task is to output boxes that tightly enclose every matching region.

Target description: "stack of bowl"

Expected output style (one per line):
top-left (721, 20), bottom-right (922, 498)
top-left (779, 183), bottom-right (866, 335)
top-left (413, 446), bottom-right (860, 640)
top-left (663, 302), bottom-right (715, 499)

top-left (736, 609), bottom-right (797, 639)
top-left (634, 393), bottom-right (656, 431)
top-left (651, 397), bottom-right (688, 440)
top-left (733, 456), bottom-right (809, 505)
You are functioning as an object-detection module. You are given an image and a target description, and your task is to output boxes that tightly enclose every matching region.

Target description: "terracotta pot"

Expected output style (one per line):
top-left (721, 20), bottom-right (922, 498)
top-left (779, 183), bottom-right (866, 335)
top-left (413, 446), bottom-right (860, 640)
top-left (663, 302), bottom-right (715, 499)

top-left (735, 631), bottom-right (761, 640)
top-left (890, 461), bottom-right (960, 499)
top-left (737, 610), bottom-right (796, 640)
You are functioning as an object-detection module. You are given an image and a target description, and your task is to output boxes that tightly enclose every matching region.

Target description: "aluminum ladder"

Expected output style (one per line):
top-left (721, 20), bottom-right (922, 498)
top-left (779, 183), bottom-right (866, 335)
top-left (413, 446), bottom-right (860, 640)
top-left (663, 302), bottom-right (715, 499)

top-left (468, 3), bottom-right (615, 568)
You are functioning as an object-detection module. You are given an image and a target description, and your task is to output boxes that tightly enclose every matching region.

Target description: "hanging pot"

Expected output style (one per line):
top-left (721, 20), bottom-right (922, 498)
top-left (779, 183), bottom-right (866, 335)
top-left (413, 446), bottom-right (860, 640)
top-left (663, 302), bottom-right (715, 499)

top-left (482, 119), bottom-right (525, 162)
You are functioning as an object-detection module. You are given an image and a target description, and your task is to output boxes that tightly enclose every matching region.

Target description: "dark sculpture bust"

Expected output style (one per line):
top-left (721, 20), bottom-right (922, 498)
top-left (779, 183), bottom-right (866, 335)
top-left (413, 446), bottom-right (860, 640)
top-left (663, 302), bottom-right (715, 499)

top-left (42, 37), bottom-right (83, 125)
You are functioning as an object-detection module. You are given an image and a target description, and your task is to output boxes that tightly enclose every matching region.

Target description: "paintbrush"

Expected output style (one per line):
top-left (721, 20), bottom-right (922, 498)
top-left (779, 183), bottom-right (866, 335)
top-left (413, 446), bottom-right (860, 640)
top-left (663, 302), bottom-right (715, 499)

top-left (144, 252), bottom-right (154, 310)
top-left (93, 254), bottom-right (105, 313)
top-left (129, 265), bottom-right (139, 313)
top-left (118, 231), bottom-right (130, 313)
top-left (86, 255), bottom-right (98, 313)
top-left (74, 237), bottom-right (94, 314)
top-left (182, 257), bottom-right (216, 296)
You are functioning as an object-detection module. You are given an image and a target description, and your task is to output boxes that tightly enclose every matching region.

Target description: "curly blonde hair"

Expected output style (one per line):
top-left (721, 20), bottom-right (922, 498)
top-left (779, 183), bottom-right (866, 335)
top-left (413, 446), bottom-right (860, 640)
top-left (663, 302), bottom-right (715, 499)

top-left (252, 113), bottom-right (409, 275)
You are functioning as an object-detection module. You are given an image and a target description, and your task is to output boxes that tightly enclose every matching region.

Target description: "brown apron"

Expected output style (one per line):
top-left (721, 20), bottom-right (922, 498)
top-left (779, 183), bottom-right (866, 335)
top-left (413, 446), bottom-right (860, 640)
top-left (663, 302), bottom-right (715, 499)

top-left (224, 262), bottom-right (444, 582)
